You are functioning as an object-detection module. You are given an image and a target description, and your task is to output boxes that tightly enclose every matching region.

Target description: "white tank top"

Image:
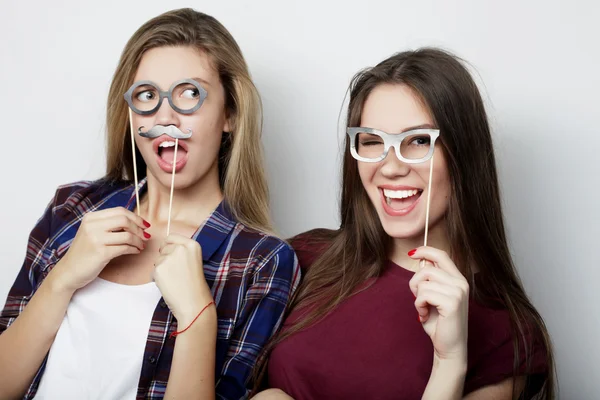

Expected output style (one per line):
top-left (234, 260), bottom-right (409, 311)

top-left (35, 277), bottom-right (163, 399)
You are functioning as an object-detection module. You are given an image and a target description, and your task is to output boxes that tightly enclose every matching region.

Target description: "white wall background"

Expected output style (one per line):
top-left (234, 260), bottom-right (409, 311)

top-left (1, 0), bottom-right (598, 397)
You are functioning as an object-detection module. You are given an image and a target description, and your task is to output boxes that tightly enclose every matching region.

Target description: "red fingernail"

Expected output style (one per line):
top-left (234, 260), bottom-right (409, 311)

top-left (144, 232), bottom-right (151, 239)
top-left (143, 220), bottom-right (151, 228)
top-left (417, 314), bottom-right (421, 323)
top-left (408, 249), bottom-right (417, 256)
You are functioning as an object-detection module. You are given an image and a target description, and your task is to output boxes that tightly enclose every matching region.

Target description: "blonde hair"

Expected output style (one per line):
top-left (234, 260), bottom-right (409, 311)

top-left (105, 8), bottom-right (272, 233)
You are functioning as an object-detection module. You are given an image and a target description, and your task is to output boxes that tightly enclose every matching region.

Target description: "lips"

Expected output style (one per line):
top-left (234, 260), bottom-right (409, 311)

top-left (152, 135), bottom-right (189, 154)
top-left (379, 186), bottom-right (423, 216)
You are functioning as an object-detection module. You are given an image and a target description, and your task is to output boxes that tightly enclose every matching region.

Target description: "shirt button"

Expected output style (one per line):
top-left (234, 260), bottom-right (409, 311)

top-left (160, 301), bottom-right (167, 308)
top-left (148, 356), bottom-right (156, 364)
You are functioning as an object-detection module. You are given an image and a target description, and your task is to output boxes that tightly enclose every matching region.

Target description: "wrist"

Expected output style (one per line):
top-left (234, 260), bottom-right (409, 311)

top-left (422, 353), bottom-right (467, 400)
top-left (174, 300), bottom-right (217, 331)
top-left (432, 353), bottom-right (468, 378)
top-left (45, 264), bottom-right (77, 297)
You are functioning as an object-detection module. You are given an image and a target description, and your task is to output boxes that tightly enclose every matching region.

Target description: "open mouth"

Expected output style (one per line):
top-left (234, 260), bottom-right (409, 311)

top-left (153, 136), bottom-right (189, 173)
top-left (381, 188), bottom-right (423, 213)
top-left (157, 140), bottom-right (185, 163)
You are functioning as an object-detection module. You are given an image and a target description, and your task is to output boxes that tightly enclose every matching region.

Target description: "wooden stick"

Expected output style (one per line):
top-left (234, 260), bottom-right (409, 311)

top-left (166, 138), bottom-right (178, 236)
top-left (420, 153), bottom-right (435, 269)
top-left (128, 108), bottom-right (140, 216)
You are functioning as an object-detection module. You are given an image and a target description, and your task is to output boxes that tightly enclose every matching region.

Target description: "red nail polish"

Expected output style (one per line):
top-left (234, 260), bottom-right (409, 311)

top-left (408, 249), bottom-right (417, 256)
top-left (143, 220), bottom-right (151, 228)
top-left (144, 232), bottom-right (151, 239)
top-left (417, 314), bottom-right (421, 323)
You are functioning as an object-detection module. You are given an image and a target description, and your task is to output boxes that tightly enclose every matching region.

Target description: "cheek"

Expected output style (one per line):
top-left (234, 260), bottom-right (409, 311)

top-left (357, 162), bottom-right (378, 188)
top-left (133, 135), bottom-right (152, 154)
top-left (431, 160), bottom-right (451, 213)
top-left (187, 130), bottom-right (223, 164)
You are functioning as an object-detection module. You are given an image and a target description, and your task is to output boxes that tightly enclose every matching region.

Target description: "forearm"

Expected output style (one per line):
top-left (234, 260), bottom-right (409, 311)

top-left (0, 267), bottom-right (74, 398)
top-left (422, 356), bottom-right (467, 400)
top-left (164, 307), bottom-right (218, 400)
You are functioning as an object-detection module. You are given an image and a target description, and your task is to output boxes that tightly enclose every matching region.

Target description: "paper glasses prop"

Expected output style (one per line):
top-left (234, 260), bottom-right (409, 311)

top-left (347, 127), bottom-right (440, 265)
top-left (124, 78), bottom-right (207, 235)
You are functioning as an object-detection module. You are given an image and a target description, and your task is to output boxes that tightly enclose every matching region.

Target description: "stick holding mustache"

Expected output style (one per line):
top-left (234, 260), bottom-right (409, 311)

top-left (128, 109), bottom-right (141, 216)
top-left (166, 138), bottom-right (178, 236)
top-left (137, 124), bottom-right (193, 236)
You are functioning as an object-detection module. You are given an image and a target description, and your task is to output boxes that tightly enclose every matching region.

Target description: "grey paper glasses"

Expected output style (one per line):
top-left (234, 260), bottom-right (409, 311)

top-left (124, 78), bottom-right (208, 115)
top-left (346, 127), bottom-right (440, 163)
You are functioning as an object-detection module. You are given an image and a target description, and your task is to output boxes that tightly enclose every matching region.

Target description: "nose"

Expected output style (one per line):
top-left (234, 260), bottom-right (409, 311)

top-left (378, 147), bottom-right (410, 178)
top-left (153, 97), bottom-right (180, 127)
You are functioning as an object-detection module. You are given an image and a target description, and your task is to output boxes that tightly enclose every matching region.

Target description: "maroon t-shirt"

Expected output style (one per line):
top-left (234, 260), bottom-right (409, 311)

top-left (267, 237), bottom-right (547, 399)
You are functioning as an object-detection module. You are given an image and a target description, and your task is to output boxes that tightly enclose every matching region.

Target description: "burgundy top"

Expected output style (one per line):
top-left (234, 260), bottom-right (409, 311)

top-left (267, 236), bottom-right (547, 399)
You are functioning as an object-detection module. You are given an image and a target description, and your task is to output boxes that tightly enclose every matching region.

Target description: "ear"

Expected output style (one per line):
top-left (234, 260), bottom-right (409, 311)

top-left (222, 116), bottom-right (231, 134)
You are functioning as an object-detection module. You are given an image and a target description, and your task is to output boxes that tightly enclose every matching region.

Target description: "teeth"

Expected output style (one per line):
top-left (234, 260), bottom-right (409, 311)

top-left (159, 141), bottom-right (176, 148)
top-left (383, 189), bottom-right (419, 200)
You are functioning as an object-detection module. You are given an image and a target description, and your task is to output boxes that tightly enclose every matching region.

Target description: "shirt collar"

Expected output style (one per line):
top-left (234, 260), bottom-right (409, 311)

top-left (114, 178), bottom-right (237, 261)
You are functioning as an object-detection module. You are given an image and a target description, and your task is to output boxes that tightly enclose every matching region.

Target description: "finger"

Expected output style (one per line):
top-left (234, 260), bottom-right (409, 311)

top-left (409, 246), bottom-right (462, 278)
top-left (162, 234), bottom-right (201, 254)
top-left (409, 265), bottom-right (455, 296)
top-left (96, 207), bottom-right (149, 230)
top-left (418, 259), bottom-right (435, 270)
top-left (415, 289), bottom-right (449, 321)
top-left (162, 233), bottom-right (192, 246)
top-left (154, 254), bottom-right (167, 267)
top-left (100, 215), bottom-right (149, 241)
top-left (416, 289), bottom-right (465, 322)
top-left (106, 244), bottom-right (141, 259)
top-left (159, 243), bottom-right (177, 255)
top-left (104, 232), bottom-right (145, 251)
top-left (416, 280), bottom-right (457, 298)
top-left (158, 239), bottom-right (182, 253)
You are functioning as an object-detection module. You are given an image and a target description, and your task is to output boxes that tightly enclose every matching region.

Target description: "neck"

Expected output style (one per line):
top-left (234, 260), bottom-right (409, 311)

top-left (139, 170), bottom-right (223, 228)
top-left (389, 219), bottom-right (451, 272)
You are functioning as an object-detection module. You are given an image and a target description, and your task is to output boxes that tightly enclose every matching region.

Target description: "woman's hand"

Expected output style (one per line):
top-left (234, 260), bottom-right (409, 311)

top-left (154, 234), bottom-right (215, 325)
top-left (51, 207), bottom-right (149, 292)
top-left (408, 246), bottom-right (469, 363)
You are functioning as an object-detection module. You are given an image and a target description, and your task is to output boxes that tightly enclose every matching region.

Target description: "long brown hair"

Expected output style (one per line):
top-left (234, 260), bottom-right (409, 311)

top-left (105, 8), bottom-right (272, 233)
top-left (255, 48), bottom-right (555, 398)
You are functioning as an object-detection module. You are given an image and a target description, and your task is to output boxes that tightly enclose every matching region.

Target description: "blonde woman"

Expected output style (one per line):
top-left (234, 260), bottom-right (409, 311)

top-left (0, 9), bottom-right (299, 400)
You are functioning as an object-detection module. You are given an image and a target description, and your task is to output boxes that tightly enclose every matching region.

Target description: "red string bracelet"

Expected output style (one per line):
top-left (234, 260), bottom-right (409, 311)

top-left (170, 301), bottom-right (215, 338)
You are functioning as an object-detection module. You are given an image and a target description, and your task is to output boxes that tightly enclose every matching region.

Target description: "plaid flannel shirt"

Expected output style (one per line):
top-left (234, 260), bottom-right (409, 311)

top-left (0, 178), bottom-right (300, 399)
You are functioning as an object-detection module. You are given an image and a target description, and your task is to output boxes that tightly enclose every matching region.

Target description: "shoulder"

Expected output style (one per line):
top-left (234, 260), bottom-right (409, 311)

top-left (288, 228), bottom-right (336, 273)
top-left (227, 223), bottom-right (299, 274)
top-left (50, 178), bottom-right (130, 219)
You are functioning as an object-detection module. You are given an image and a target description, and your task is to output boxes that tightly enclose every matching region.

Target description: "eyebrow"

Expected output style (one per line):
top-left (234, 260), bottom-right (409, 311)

top-left (191, 76), bottom-right (211, 87)
top-left (133, 77), bottom-right (212, 91)
top-left (400, 123), bottom-right (437, 133)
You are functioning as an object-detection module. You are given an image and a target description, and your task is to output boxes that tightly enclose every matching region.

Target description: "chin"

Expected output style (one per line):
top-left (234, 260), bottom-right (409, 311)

top-left (380, 220), bottom-right (426, 240)
top-left (146, 167), bottom-right (190, 188)
top-left (371, 204), bottom-right (421, 238)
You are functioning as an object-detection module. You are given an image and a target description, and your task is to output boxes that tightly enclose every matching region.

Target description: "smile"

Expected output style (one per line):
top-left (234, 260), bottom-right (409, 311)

top-left (380, 187), bottom-right (423, 216)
